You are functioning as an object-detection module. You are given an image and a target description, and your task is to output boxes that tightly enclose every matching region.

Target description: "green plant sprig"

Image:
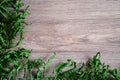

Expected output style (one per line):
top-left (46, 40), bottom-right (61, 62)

top-left (0, 0), bottom-right (29, 50)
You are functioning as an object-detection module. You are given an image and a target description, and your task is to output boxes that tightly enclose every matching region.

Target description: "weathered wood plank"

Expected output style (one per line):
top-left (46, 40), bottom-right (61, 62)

top-left (21, 0), bottom-right (120, 68)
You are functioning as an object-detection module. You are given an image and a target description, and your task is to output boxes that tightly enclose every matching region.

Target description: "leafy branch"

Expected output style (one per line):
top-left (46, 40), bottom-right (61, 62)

top-left (0, 0), bottom-right (29, 50)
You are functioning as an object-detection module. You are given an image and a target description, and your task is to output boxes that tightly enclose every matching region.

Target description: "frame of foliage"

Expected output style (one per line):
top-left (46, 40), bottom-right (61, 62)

top-left (0, 0), bottom-right (120, 80)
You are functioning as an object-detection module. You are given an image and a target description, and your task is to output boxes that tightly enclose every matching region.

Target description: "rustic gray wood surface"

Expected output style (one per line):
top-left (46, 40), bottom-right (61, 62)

top-left (21, 0), bottom-right (120, 69)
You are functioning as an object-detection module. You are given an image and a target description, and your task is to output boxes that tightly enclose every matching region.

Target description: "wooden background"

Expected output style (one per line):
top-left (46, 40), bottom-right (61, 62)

top-left (21, 0), bottom-right (120, 70)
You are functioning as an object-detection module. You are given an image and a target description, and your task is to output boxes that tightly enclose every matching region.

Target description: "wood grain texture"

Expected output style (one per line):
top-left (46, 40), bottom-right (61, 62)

top-left (21, 0), bottom-right (120, 68)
